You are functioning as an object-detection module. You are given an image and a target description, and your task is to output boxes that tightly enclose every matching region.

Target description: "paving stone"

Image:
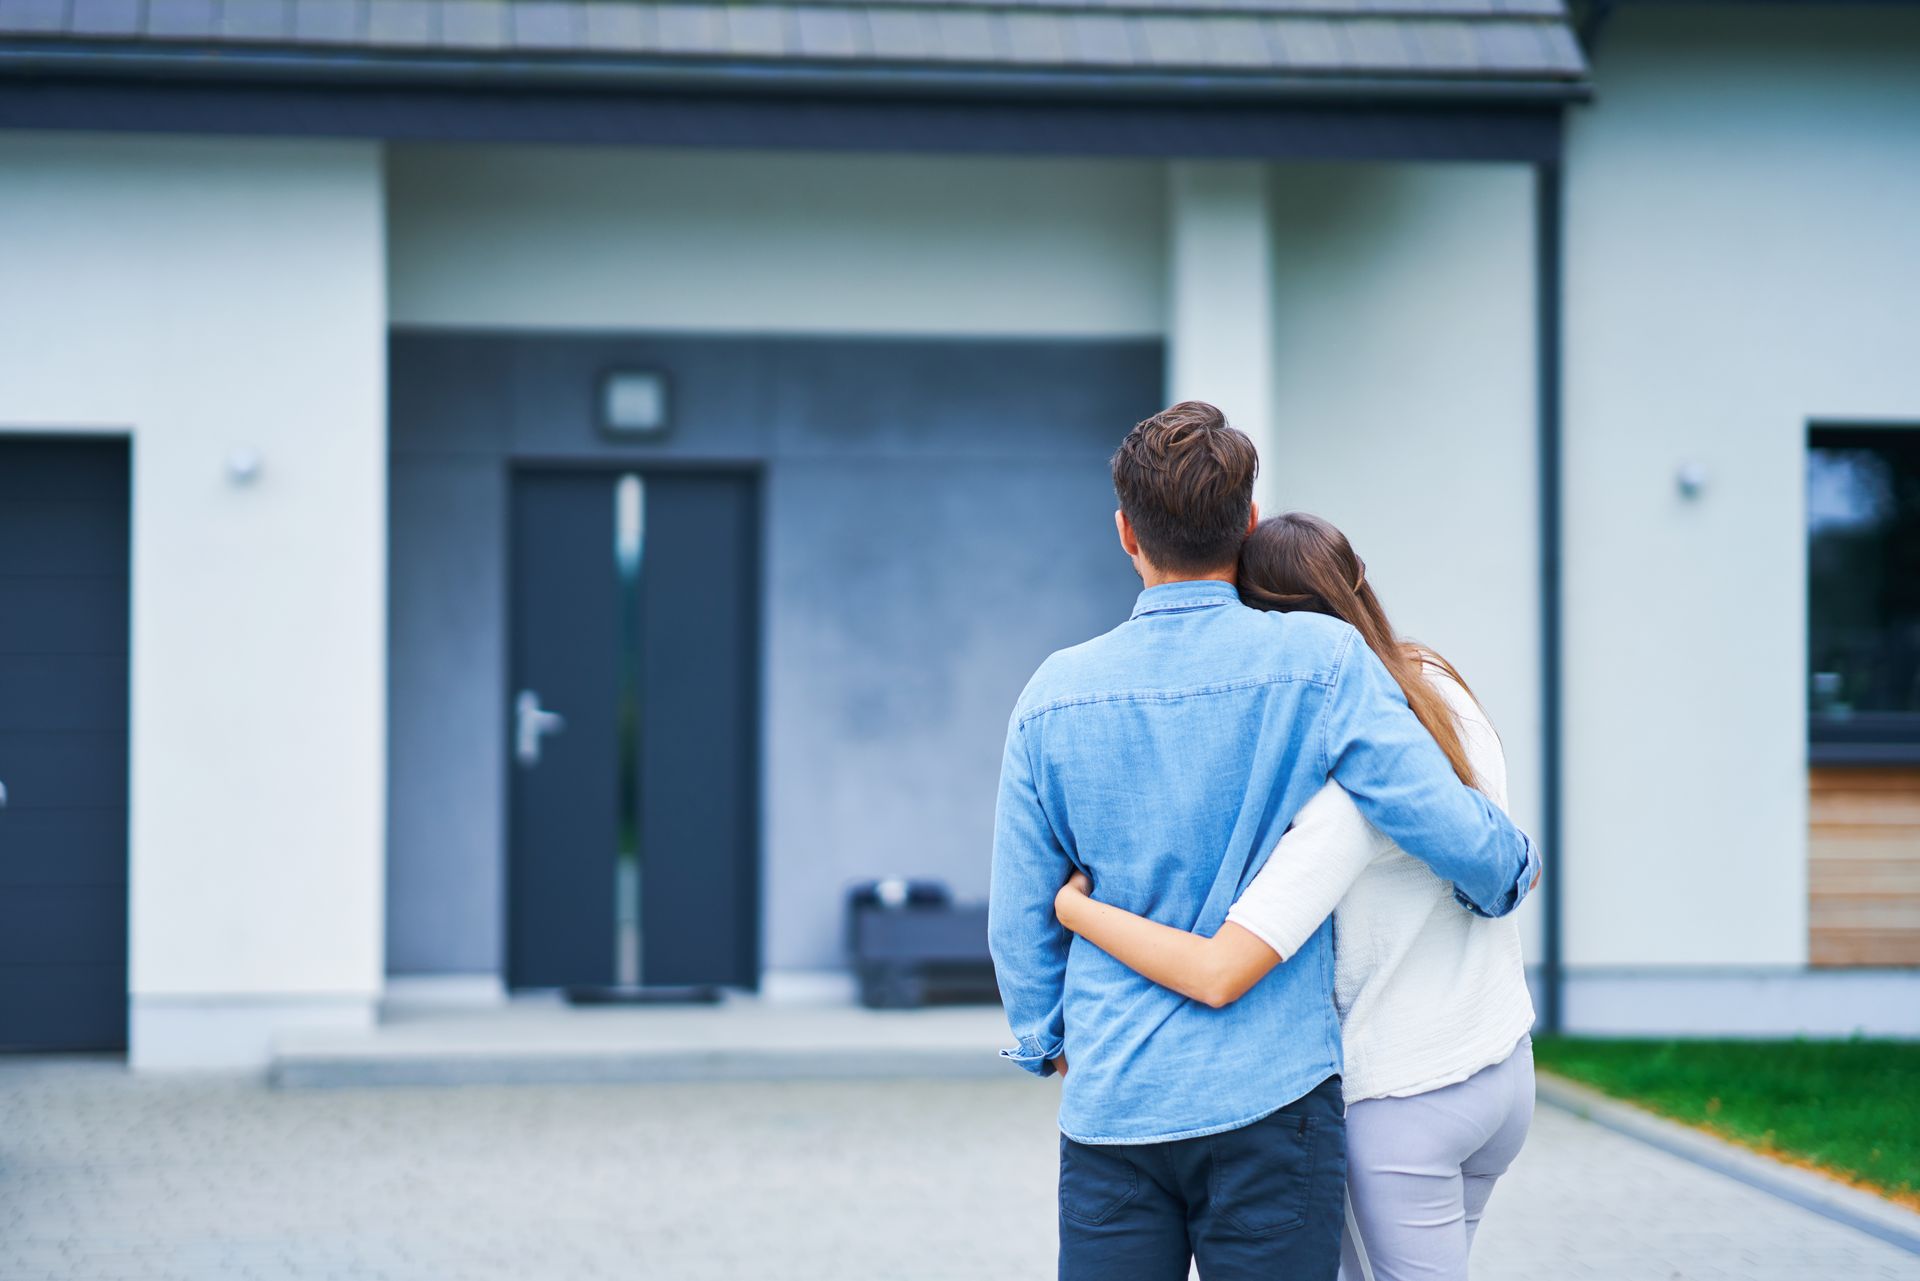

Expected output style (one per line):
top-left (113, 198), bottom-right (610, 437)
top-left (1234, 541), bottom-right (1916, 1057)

top-left (0, 1058), bottom-right (1915, 1280)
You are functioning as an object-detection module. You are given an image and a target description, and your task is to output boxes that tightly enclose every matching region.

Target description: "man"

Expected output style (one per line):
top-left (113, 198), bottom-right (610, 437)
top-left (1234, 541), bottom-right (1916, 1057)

top-left (988, 402), bottom-right (1539, 1280)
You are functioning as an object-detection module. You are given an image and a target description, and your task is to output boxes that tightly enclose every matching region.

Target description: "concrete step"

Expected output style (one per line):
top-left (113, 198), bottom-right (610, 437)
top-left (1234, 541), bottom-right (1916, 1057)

top-left (270, 996), bottom-right (1016, 1088)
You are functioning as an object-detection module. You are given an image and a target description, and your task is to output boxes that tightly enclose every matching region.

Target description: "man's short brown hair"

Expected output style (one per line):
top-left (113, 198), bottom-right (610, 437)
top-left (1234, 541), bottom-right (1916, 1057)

top-left (1111, 401), bottom-right (1258, 575)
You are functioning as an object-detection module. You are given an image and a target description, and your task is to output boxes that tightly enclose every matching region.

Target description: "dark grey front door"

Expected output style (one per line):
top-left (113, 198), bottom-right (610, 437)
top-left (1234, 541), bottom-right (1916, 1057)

top-left (506, 467), bottom-right (759, 991)
top-left (0, 437), bottom-right (130, 1051)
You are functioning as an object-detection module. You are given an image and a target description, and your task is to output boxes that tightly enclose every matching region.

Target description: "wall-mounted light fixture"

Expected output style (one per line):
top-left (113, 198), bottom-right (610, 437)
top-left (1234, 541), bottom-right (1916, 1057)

top-left (599, 370), bottom-right (670, 441)
top-left (226, 448), bottom-right (263, 486)
top-left (1676, 462), bottom-right (1708, 500)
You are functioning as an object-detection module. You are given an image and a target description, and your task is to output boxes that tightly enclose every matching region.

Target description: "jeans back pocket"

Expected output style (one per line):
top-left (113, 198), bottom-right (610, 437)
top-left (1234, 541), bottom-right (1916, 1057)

top-left (1207, 1111), bottom-right (1321, 1237)
top-left (1059, 1136), bottom-right (1141, 1227)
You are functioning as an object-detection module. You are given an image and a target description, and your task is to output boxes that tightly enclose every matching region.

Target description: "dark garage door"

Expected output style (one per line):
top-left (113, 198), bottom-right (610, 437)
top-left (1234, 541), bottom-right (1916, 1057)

top-left (0, 437), bottom-right (130, 1052)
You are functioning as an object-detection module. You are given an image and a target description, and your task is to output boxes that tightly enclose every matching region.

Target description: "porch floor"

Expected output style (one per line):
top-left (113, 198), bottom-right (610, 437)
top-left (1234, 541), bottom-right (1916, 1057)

top-left (270, 994), bottom-right (1014, 1088)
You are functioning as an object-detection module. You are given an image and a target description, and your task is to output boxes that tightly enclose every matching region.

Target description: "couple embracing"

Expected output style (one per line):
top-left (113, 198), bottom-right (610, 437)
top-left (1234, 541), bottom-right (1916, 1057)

top-left (989, 401), bottom-right (1540, 1281)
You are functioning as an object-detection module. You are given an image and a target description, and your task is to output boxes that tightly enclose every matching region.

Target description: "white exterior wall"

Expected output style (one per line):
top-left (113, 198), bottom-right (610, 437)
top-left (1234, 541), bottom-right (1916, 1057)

top-left (0, 134), bottom-right (389, 1066)
top-left (388, 145), bottom-right (1164, 335)
top-left (1560, 10), bottom-right (1920, 1010)
top-left (1263, 162), bottom-right (1545, 961)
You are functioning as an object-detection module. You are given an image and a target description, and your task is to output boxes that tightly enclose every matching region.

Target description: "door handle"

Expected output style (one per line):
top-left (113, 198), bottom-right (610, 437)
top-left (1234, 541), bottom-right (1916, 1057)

top-left (514, 690), bottom-right (567, 768)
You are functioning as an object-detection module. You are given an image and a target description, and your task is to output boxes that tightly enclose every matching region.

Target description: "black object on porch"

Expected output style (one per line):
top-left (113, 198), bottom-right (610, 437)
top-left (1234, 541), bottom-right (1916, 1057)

top-left (848, 880), bottom-right (999, 1010)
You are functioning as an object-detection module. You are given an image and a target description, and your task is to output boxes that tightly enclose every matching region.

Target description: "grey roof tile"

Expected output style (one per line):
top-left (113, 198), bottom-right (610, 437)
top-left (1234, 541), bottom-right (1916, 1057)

top-left (723, 3), bottom-right (787, 57)
top-left (792, 3), bottom-right (859, 57)
top-left (1135, 14), bottom-right (1206, 67)
top-left (1535, 21), bottom-right (1583, 73)
top-left (1341, 17), bottom-right (1410, 69)
top-left (928, 6), bottom-right (993, 61)
top-left (0, 0), bottom-right (69, 33)
top-left (10, 0), bottom-right (1587, 90)
top-left (221, 0), bottom-right (291, 39)
top-left (653, 2), bottom-right (721, 52)
top-left (1405, 17), bottom-right (1478, 70)
top-left (982, 13), bottom-right (1016, 59)
top-left (1264, 15), bottom-right (1344, 69)
top-left (1061, 11), bottom-right (1131, 65)
top-left (1198, 16), bottom-right (1268, 67)
top-left (1470, 18), bottom-right (1543, 72)
top-left (291, 0), bottom-right (359, 41)
top-left (68, 0), bottom-right (140, 35)
top-left (440, 0), bottom-right (506, 47)
top-left (865, 5), bottom-right (934, 59)
top-left (366, 0), bottom-right (432, 43)
top-left (582, 0), bottom-right (650, 51)
top-left (146, 0), bottom-right (218, 37)
top-left (509, 0), bottom-right (577, 46)
top-left (1001, 9), bottom-right (1065, 63)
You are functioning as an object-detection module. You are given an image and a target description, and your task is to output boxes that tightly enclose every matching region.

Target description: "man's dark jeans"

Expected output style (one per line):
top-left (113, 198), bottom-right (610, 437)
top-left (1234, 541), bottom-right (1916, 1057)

top-left (1058, 1074), bottom-right (1346, 1281)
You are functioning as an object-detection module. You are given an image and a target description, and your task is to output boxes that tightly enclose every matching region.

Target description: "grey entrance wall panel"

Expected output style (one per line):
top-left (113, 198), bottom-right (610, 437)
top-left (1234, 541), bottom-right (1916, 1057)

top-left (763, 457), bottom-right (1132, 969)
top-left (387, 331), bottom-right (1160, 980)
top-left (387, 337), bottom-right (512, 974)
top-left (386, 456), bottom-right (507, 974)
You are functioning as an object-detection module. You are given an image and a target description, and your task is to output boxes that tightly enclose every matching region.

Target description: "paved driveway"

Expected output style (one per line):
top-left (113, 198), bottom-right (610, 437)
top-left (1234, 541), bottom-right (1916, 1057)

top-left (3, 1059), bottom-right (1915, 1280)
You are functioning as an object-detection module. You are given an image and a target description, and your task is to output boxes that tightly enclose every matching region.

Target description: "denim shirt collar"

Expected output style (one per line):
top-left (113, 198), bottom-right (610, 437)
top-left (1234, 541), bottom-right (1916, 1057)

top-left (1130, 579), bottom-right (1241, 620)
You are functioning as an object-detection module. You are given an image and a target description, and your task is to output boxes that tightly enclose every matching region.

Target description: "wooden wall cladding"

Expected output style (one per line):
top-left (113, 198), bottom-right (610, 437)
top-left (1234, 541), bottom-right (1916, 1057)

top-left (1810, 767), bottom-right (1920, 967)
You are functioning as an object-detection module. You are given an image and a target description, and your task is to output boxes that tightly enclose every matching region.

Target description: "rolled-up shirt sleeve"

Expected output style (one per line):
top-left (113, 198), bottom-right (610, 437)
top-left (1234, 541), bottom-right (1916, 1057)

top-left (1453, 838), bottom-right (1539, 918)
top-left (1226, 781), bottom-right (1389, 960)
top-left (1000, 1035), bottom-right (1062, 1073)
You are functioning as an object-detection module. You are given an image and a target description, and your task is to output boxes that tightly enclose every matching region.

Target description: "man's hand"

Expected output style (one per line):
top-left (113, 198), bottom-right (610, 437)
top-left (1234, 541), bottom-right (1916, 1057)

top-left (1048, 1054), bottom-right (1069, 1078)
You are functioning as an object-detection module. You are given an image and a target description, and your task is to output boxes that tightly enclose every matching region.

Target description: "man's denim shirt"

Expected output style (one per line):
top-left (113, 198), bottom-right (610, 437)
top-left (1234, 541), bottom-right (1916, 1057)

top-left (988, 581), bottom-right (1539, 1145)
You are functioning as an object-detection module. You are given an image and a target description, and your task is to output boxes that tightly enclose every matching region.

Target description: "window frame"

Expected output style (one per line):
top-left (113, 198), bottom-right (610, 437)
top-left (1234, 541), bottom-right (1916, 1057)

top-left (1807, 420), bottom-right (1920, 763)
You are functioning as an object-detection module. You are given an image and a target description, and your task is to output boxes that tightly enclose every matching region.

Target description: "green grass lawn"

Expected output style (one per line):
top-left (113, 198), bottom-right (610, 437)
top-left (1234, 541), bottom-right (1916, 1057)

top-left (1532, 1037), bottom-right (1920, 1206)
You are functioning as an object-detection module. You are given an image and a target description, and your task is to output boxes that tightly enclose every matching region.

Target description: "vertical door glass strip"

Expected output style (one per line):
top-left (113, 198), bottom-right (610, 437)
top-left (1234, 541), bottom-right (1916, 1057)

top-left (615, 473), bottom-right (645, 987)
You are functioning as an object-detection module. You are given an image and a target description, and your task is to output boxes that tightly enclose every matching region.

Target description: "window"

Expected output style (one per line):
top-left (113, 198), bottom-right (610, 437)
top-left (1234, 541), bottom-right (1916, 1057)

top-left (1808, 425), bottom-right (1920, 761)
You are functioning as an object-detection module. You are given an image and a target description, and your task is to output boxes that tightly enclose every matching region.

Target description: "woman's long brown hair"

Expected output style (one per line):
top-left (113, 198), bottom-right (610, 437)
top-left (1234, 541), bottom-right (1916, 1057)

top-left (1238, 512), bottom-right (1483, 791)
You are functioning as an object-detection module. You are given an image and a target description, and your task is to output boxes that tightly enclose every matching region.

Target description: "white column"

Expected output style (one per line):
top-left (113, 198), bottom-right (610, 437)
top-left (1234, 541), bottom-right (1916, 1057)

top-left (1166, 161), bottom-right (1279, 515)
top-left (0, 134), bottom-right (389, 1069)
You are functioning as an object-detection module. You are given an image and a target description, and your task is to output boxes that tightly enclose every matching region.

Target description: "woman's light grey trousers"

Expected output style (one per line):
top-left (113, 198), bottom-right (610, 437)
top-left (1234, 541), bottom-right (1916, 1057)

top-left (1338, 1036), bottom-right (1535, 1281)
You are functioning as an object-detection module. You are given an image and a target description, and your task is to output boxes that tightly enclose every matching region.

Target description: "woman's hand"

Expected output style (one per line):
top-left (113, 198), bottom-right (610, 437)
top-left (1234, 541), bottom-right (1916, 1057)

top-left (1055, 869), bottom-right (1094, 931)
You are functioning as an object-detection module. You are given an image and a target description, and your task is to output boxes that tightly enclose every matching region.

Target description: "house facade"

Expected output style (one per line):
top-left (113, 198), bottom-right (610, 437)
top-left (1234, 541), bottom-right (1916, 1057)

top-left (1, 0), bottom-right (1915, 1068)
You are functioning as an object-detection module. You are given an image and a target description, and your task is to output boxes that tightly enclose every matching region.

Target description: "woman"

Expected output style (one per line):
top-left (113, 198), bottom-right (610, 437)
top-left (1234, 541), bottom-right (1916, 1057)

top-left (1054, 511), bottom-right (1536, 1281)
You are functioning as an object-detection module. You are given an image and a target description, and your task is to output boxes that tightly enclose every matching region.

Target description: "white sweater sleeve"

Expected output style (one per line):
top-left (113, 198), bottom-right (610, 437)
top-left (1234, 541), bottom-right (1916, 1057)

top-left (1224, 780), bottom-right (1391, 961)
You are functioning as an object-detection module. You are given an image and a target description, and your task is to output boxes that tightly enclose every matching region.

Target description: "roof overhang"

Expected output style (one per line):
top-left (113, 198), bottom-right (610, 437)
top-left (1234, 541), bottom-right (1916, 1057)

top-left (0, 0), bottom-right (1588, 161)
